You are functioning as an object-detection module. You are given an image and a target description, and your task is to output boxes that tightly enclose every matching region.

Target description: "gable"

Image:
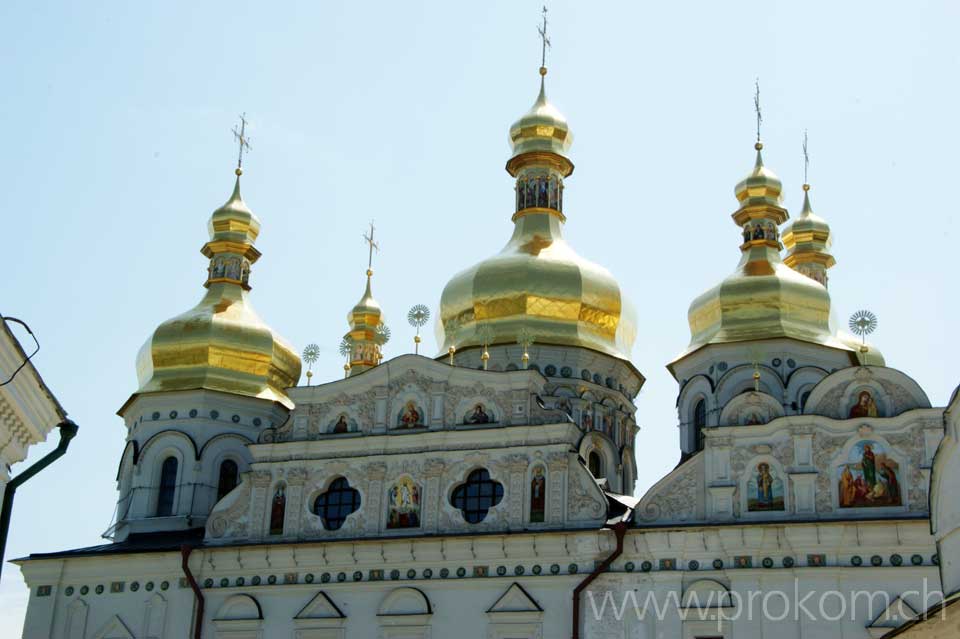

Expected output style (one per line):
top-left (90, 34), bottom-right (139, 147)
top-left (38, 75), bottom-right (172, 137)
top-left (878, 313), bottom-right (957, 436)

top-left (92, 615), bottom-right (134, 639)
top-left (487, 583), bottom-right (544, 614)
top-left (868, 596), bottom-right (918, 630)
top-left (296, 591), bottom-right (346, 620)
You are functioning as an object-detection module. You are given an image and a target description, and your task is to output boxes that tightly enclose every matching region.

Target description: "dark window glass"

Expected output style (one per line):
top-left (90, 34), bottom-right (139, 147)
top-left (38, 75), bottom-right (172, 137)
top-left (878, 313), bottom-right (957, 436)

top-left (693, 399), bottom-right (707, 451)
top-left (314, 478), bottom-right (361, 531)
top-left (800, 391), bottom-right (811, 412)
top-left (156, 457), bottom-right (178, 517)
top-left (217, 460), bottom-right (239, 502)
top-left (451, 469), bottom-right (503, 524)
top-left (588, 452), bottom-right (603, 479)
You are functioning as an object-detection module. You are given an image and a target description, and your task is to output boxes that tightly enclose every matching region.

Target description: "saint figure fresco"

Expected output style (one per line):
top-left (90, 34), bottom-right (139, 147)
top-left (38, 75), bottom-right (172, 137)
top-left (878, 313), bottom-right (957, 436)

top-left (530, 466), bottom-right (546, 523)
top-left (269, 484), bottom-right (286, 535)
top-left (746, 462), bottom-right (784, 511)
top-left (849, 390), bottom-right (880, 418)
top-left (465, 403), bottom-right (492, 424)
top-left (838, 440), bottom-right (901, 508)
top-left (397, 401), bottom-right (424, 428)
top-left (387, 477), bottom-right (421, 529)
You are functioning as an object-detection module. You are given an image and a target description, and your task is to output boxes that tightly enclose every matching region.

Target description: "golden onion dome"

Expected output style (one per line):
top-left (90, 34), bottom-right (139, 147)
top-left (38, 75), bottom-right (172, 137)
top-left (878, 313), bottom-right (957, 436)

top-left (133, 174), bottom-right (301, 408)
top-left (438, 71), bottom-right (635, 360)
top-left (344, 268), bottom-right (385, 375)
top-left (675, 144), bottom-right (853, 363)
top-left (508, 70), bottom-right (573, 168)
top-left (782, 185), bottom-right (835, 285)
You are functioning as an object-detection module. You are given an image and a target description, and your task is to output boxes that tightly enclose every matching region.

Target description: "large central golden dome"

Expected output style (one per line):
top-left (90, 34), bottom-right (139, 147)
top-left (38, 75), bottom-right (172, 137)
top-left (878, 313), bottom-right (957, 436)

top-left (132, 175), bottom-right (301, 409)
top-left (437, 72), bottom-right (636, 360)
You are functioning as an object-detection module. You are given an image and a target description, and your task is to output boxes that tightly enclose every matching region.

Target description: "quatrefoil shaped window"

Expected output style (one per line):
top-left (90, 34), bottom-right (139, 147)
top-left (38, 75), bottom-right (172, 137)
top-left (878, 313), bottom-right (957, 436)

top-left (314, 477), bottom-right (361, 531)
top-left (450, 468), bottom-right (503, 524)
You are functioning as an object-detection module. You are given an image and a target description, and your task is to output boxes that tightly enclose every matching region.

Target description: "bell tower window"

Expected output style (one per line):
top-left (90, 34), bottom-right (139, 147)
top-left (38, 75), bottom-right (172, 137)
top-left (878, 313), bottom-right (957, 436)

top-left (693, 399), bottom-right (707, 451)
top-left (216, 459), bottom-right (239, 502)
top-left (156, 457), bottom-right (178, 517)
top-left (588, 451), bottom-right (604, 479)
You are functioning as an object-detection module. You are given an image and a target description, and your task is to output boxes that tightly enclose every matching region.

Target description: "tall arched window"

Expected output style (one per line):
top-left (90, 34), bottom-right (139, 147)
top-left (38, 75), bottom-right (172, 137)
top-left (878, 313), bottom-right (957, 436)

top-left (217, 459), bottom-right (239, 502)
top-left (693, 399), bottom-right (707, 451)
top-left (156, 457), bottom-right (178, 517)
top-left (588, 451), bottom-right (603, 479)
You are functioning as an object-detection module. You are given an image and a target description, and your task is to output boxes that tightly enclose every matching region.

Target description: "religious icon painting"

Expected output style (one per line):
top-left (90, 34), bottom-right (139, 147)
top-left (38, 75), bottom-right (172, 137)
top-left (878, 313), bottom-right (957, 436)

top-left (838, 440), bottom-right (901, 508)
top-left (848, 390), bottom-right (881, 418)
top-left (746, 462), bottom-right (785, 512)
top-left (328, 413), bottom-right (358, 434)
top-left (387, 476), bottom-right (421, 529)
top-left (463, 403), bottom-right (493, 425)
top-left (396, 400), bottom-right (425, 429)
top-left (269, 484), bottom-right (286, 536)
top-left (530, 465), bottom-right (546, 523)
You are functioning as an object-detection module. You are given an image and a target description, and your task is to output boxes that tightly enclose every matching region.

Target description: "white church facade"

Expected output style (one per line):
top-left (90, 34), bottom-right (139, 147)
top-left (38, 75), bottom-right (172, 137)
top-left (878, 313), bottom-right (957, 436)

top-left (14, 46), bottom-right (960, 639)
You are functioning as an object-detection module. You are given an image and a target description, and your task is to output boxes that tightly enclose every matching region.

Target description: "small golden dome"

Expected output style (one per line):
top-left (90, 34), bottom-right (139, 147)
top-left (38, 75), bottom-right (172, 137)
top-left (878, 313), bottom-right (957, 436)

top-left (134, 177), bottom-right (301, 408)
top-left (439, 76), bottom-right (635, 360)
top-left (675, 146), bottom-right (852, 363)
top-left (782, 186), bottom-right (835, 273)
top-left (733, 144), bottom-right (785, 216)
top-left (507, 77), bottom-right (574, 176)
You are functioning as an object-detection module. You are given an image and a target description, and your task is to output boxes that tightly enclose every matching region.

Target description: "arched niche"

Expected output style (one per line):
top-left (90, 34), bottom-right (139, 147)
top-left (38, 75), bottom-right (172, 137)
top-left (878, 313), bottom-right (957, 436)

top-left (717, 391), bottom-right (784, 427)
top-left (804, 366), bottom-right (931, 419)
top-left (682, 579), bottom-right (733, 608)
top-left (378, 587), bottom-right (432, 635)
top-left (714, 364), bottom-right (785, 409)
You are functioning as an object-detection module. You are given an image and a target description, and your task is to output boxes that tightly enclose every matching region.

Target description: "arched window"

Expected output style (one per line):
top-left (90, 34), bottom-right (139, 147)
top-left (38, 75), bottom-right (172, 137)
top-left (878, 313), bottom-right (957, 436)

top-left (156, 457), bottom-right (178, 517)
top-left (314, 478), bottom-right (361, 531)
top-left (693, 399), bottom-right (707, 451)
top-left (588, 451), bottom-right (604, 479)
top-left (450, 469), bottom-right (503, 524)
top-left (216, 459), bottom-right (239, 502)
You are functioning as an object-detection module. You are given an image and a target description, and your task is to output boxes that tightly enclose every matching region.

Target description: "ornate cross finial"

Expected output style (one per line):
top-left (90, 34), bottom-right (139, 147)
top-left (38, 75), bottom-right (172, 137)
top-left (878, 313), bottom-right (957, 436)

top-left (538, 5), bottom-right (551, 73)
top-left (232, 113), bottom-right (252, 174)
top-left (802, 129), bottom-right (810, 185)
top-left (363, 221), bottom-right (379, 272)
top-left (753, 79), bottom-right (762, 144)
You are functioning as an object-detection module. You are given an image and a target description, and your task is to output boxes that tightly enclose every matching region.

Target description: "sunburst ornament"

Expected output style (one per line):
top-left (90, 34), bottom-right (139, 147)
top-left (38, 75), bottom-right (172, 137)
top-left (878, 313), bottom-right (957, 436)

top-left (849, 310), bottom-right (878, 353)
top-left (302, 343), bottom-right (320, 386)
top-left (407, 304), bottom-right (430, 354)
top-left (849, 310), bottom-right (878, 340)
top-left (338, 336), bottom-right (354, 358)
top-left (517, 328), bottom-right (535, 369)
top-left (476, 324), bottom-right (496, 370)
top-left (375, 323), bottom-right (391, 345)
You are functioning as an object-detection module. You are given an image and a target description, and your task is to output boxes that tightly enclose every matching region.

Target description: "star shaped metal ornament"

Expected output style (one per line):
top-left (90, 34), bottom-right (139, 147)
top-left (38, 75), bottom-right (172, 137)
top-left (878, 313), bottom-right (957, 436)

top-left (302, 343), bottom-right (320, 365)
top-left (849, 310), bottom-right (878, 337)
top-left (407, 305), bottom-right (430, 328)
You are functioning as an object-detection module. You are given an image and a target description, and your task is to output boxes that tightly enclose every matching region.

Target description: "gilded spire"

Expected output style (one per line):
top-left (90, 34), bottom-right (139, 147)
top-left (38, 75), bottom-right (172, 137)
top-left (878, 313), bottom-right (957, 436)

top-left (132, 118), bottom-right (301, 409)
top-left (782, 132), bottom-right (835, 287)
top-left (344, 222), bottom-right (386, 375)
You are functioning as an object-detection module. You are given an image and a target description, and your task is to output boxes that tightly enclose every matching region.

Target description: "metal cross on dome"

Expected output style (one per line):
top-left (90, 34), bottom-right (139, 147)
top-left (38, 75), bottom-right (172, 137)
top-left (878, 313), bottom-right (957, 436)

top-left (753, 79), bottom-right (762, 143)
top-left (363, 221), bottom-right (379, 271)
top-left (538, 6), bottom-right (551, 70)
top-left (232, 113), bottom-right (252, 171)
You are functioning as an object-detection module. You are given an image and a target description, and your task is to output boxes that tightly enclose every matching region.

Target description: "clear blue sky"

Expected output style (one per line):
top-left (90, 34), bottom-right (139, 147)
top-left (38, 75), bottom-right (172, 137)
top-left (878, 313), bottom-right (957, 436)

top-left (2, 0), bottom-right (958, 633)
